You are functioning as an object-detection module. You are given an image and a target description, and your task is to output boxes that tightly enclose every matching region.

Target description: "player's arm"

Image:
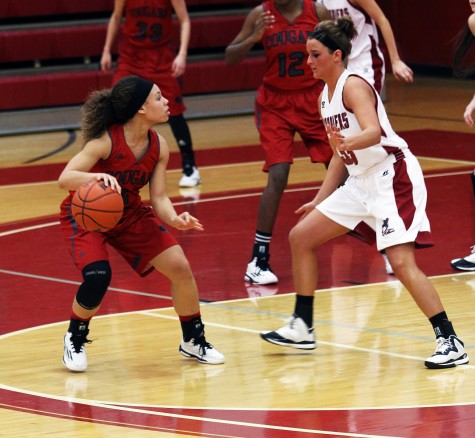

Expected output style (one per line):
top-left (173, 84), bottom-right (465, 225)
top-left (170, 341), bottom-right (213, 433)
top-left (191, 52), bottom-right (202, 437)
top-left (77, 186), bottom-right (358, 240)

top-left (295, 94), bottom-right (346, 218)
top-left (352, 0), bottom-right (413, 83)
top-left (224, 6), bottom-right (273, 65)
top-left (315, 3), bottom-right (332, 22)
top-left (100, 0), bottom-right (126, 71)
top-left (58, 134), bottom-right (120, 192)
top-left (334, 75), bottom-right (381, 151)
top-left (171, 0), bottom-right (190, 77)
top-left (149, 135), bottom-right (203, 231)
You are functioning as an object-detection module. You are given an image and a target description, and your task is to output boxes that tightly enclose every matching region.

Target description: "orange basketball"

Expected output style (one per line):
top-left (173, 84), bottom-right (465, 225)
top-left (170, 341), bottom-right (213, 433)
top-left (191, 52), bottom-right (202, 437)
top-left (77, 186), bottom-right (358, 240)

top-left (71, 180), bottom-right (124, 232)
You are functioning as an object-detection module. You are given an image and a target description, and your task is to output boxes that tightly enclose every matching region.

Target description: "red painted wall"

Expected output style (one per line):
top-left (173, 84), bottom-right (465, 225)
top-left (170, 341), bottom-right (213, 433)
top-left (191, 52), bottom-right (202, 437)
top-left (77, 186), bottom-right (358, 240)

top-left (378, 0), bottom-right (471, 68)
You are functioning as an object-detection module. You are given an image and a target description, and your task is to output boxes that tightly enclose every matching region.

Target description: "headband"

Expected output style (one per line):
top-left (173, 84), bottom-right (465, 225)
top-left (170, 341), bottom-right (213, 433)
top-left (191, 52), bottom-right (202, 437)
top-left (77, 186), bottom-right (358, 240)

top-left (312, 29), bottom-right (342, 52)
top-left (112, 76), bottom-right (154, 121)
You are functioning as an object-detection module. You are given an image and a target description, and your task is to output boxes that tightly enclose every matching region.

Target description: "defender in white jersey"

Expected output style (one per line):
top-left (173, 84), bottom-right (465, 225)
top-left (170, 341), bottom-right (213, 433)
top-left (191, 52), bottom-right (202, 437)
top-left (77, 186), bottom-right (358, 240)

top-left (316, 0), bottom-right (413, 93)
top-left (260, 17), bottom-right (469, 369)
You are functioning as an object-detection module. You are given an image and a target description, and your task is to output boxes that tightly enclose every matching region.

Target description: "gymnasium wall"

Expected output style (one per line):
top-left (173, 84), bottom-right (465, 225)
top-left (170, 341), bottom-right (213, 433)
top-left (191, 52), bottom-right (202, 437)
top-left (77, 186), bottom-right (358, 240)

top-left (0, 0), bottom-right (472, 112)
top-left (378, 0), bottom-right (471, 68)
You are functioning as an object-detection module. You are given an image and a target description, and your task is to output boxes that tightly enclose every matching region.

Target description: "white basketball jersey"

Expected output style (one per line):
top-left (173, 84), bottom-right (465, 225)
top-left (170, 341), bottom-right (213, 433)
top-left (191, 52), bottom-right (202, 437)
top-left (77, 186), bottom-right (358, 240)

top-left (316, 0), bottom-right (385, 87)
top-left (320, 70), bottom-right (408, 176)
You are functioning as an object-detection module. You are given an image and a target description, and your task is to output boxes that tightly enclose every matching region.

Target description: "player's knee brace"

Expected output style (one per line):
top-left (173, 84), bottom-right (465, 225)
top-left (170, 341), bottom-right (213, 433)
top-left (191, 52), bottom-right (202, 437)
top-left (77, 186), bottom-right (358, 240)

top-left (75, 261), bottom-right (112, 310)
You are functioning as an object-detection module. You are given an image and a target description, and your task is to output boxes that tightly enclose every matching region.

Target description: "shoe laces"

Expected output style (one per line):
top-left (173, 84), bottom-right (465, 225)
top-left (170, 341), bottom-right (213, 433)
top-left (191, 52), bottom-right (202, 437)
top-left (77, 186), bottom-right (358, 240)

top-left (256, 256), bottom-right (272, 271)
top-left (191, 336), bottom-right (212, 355)
top-left (70, 333), bottom-right (92, 354)
top-left (434, 336), bottom-right (454, 354)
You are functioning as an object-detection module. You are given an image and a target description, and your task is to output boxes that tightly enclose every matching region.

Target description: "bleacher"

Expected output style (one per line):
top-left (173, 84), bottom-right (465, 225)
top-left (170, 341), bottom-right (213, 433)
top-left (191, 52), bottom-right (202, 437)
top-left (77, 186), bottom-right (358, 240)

top-left (0, 0), bottom-right (263, 120)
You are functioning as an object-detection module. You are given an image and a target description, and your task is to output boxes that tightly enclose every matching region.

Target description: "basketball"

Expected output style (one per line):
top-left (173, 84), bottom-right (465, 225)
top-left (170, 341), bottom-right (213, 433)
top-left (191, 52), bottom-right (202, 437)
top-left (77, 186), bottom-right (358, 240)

top-left (71, 180), bottom-right (124, 232)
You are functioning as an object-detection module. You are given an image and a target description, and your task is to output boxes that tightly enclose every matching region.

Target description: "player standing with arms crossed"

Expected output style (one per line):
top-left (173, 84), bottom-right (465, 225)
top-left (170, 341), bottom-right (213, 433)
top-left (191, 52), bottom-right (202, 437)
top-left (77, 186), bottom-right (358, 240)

top-left (225, 0), bottom-right (333, 285)
top-left (260, 18), bottom-right (469, 369)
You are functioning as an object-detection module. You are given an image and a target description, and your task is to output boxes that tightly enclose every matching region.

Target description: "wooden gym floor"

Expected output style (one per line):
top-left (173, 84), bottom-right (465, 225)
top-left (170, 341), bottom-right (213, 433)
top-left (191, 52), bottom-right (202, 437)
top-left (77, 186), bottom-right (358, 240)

top-left (0, 75), bottom-right (474, 437)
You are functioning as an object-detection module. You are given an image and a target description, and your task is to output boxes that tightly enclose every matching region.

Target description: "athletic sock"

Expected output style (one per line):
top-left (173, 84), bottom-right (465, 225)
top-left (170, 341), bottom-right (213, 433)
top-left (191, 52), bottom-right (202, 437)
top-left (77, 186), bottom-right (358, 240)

top-left (179, 313), bottom-right (203, 342)
top-left (251, 231), bottom-right (272, 261)
top-left (429, 311), bottom-right (456, 338)
top-left (294, 295), bottom-right (314, 329)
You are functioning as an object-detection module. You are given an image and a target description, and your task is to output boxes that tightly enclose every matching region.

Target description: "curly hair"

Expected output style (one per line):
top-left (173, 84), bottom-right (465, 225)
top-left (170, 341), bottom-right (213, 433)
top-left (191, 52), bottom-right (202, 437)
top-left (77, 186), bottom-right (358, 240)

top-left (80, 76), bottom-right (153, 144)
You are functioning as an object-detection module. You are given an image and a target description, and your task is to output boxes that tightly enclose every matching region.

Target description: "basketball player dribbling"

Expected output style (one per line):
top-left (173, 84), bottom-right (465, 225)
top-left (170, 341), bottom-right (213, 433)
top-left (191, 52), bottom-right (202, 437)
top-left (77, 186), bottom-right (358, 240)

top-left (260, 18), bottom-right (469, 369)
top-left (58, 75), bottom-right (224, 372)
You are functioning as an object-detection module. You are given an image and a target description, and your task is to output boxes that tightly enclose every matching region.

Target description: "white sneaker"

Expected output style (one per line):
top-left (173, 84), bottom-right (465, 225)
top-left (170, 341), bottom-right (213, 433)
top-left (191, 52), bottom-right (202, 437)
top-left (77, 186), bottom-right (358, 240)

top-left (63, 331), bottom-right (90, 372)
top-left (451, 245), bottom-right (475, 271)
top-left (424, 335), bottom-right (469, 369)
top-left (381, 251), bottom-right (394, 275)
top-left (179, 167), bottom-right (201, 187)
top-left (245, 257), bottom-right (278, 285)
top-left (179, 337), bottom-right (225, 364)
top-left (261, 316), bottom-right (316, 350)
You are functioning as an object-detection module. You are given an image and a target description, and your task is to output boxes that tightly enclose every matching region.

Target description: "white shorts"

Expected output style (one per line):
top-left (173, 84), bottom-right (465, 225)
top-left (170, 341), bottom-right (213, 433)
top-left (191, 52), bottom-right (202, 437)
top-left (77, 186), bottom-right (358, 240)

top-left (317, 151), bottom-right (433, 251)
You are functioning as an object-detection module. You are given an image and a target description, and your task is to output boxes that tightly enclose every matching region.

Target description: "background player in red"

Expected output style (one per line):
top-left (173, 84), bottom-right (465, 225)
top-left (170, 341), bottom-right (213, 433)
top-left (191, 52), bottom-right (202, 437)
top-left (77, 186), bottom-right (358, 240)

top-left (260, 17), bottom-right (469, 369)
top-left (100, 0), bottom-right (201, 188)
top-left (58, 75), bottom-right (224, 372)
top-left (225, 0), bottom-right (333, 285)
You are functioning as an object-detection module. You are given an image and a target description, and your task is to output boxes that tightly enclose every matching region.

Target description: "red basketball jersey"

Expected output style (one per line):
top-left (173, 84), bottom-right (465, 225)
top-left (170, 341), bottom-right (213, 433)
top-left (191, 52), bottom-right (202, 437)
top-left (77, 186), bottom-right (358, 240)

top-left (89, 124), bottom-right (160, 217)
top-left (261, 0), bottom-right (321, 90)
top-left (121, 0), bottom-right (173, 49)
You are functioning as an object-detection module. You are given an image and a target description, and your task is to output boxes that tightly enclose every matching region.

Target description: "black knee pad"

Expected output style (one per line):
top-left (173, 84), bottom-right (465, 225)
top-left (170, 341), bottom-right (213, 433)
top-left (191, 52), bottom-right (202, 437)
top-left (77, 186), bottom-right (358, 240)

top-left (76, 261), bottom-right (112, 310)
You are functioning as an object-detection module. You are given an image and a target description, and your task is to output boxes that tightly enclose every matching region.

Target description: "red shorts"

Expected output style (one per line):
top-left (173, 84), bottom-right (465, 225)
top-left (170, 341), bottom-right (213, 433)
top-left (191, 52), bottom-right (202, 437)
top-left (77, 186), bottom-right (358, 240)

top-left (60, 201), bottom-right (178, 277)
top-left (114, 39), bottom-right (186, 116)
top-left (255, 84), bottom-right (332, 171)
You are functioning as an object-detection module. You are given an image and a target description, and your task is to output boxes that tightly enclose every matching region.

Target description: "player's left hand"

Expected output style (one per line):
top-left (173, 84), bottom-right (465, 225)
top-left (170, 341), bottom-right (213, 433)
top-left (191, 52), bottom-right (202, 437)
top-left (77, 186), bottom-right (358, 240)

top-left (172, 53), bottom-right (187, 77)
top-left (295, 201), bottom-right (317, 222)
top-left (172, 212), bottom-right (204, 231)
top-left (391, 60), bottom-right (414, 84)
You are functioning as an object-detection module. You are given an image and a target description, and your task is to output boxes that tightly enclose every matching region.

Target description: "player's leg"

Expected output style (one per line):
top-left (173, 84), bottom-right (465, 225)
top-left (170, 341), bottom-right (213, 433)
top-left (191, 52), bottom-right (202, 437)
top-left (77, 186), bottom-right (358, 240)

top-left (169, 114), bottom-right (201, 187)
top-left (149, 246), bottom-right (224, 365)
top-left (245, 89), bottom-right (294, 285)
top-left (63, 259), bottom-right (112, 372)
top-left (261, 208), bottom-right (349, 349)
top-left (385, 244), bottom-right (469, 369)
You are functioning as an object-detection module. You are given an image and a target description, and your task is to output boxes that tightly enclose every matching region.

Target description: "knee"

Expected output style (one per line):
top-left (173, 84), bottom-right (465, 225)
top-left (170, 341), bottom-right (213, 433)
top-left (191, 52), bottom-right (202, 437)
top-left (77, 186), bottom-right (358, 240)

top-left (268, 164), bottom-right (290, 192)
top-left (76, 261), bottom-right (112, 310)
top-left (166, 257), bottom-right (194, 282)
top-left (289, 224), bottom-right (309, 252)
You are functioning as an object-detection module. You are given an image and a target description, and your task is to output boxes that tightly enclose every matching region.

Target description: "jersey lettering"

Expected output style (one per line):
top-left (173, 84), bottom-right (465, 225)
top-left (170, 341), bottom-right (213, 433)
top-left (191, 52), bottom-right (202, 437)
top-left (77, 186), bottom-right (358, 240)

top-left (328, 8), bottom-right (350, 19)
top-left (129, 6), bottom-right (167, 18)
top-left (263, 30), bottom-right (311, 49)
top-left (324, 112), bottom-right (349, 130)
top-left (108, 170), bottom-right (152, 186)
